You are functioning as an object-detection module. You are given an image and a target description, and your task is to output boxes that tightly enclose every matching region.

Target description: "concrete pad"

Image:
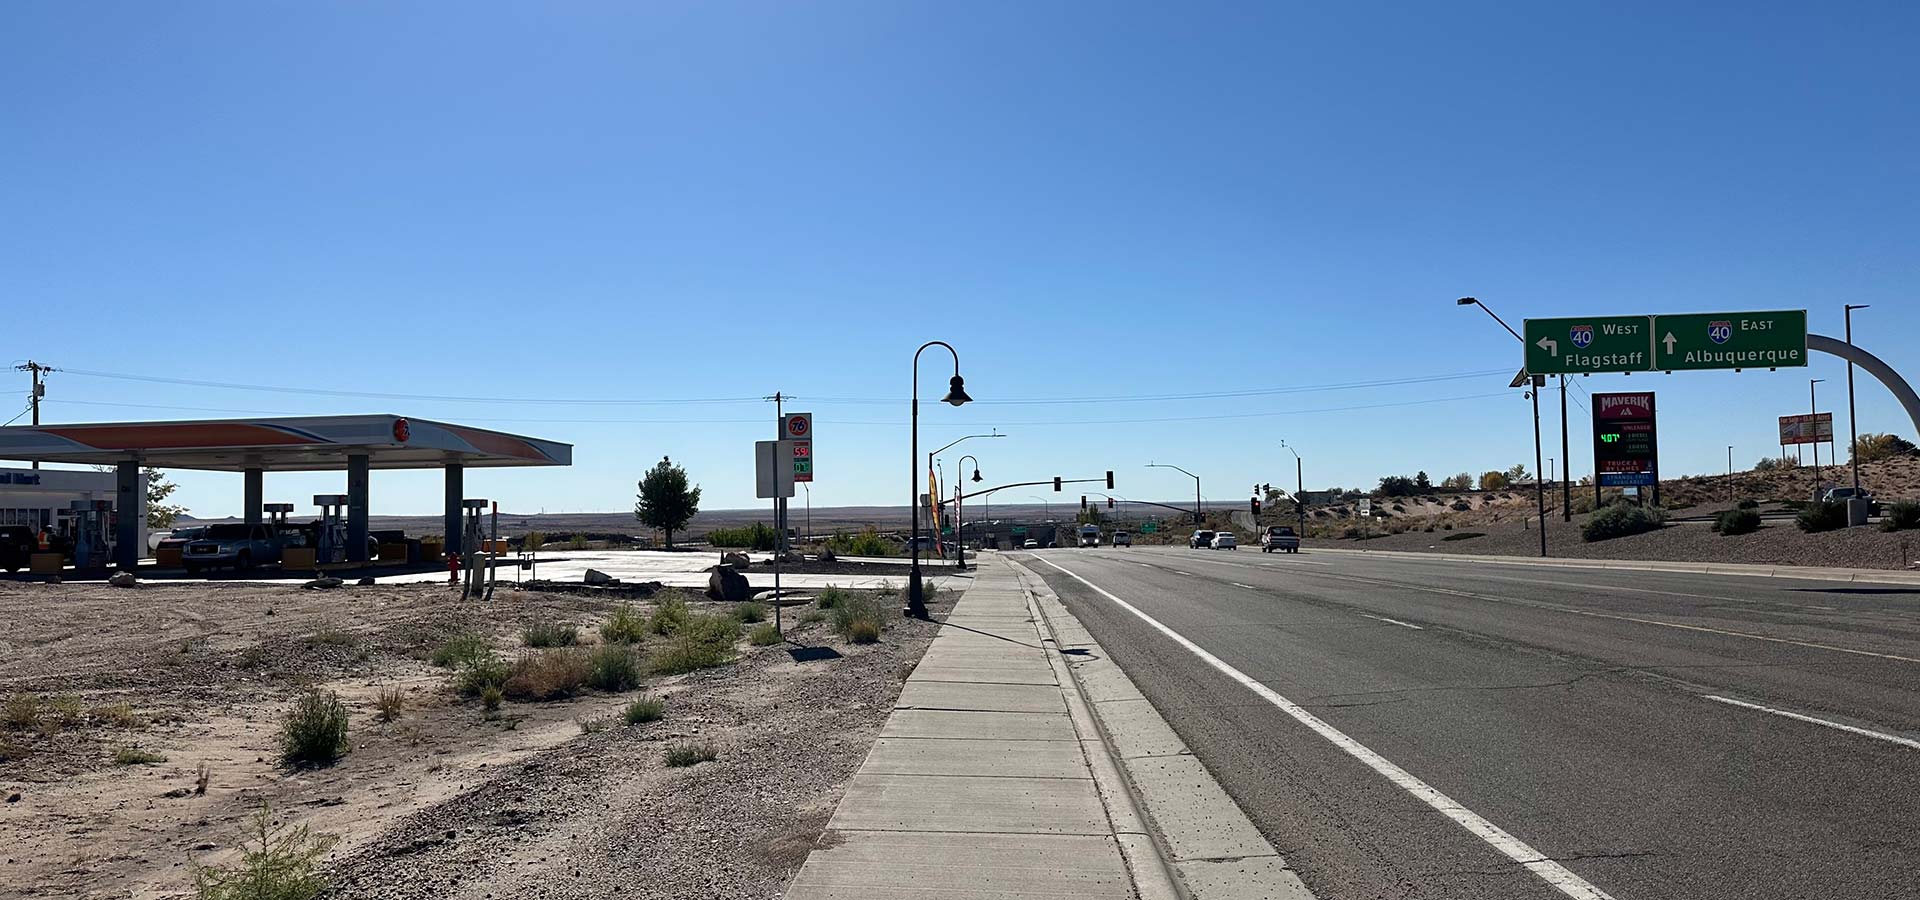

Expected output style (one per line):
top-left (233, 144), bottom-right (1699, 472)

top-left (828, 773), bottom-right (1110, 835)
top-left (917, 646), bottom-right (1054, 671)
top-left (897, 681), bottom-right (1066, 714)
top-left (785, 830), bottom-right (1133, 899)
top-left (1095, 697), bottom-right (1187, 759)
top-left (912, 665), bottom-right (1059, 685)
top-left (1124, 754), bottom-right (1276, 862)
top-left (881, 709), bottom-right (1077, 742)
top-left (864, 737), bottom-right (1088, 779)
top-left (1175, 856), bottom-right (1316, 900)
top-left (1072, 658), bottom-right (1147, 703)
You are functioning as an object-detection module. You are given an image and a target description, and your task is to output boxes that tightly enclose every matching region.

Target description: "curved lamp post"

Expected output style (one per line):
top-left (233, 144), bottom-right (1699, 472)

top-left (1146, 462), bottom-right (1202, 524)
top-left (909, 341), bottom-right (971, 618)
top-left (954, 454), bottom-right (983, 569)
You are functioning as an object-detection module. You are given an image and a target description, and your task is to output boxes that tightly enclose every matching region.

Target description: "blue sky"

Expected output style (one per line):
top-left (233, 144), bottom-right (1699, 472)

top-left (5, 2), bottom-right (1916, 517)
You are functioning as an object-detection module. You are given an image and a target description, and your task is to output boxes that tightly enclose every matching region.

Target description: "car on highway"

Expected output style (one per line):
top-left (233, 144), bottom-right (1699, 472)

top-left (1188, 529), bottom-right (1215, 549)
top-left (1260, 525), bottom-right (1300, 553)
top-left (1022, 538), bottom-right (1040, 549)
top-left (1210, 532), bottom-right (1238, 550)
top-left (1111, 530), bottom-right (1131, 547)
top-left (0, 525), bottom-right (38, 573)
top-left (183, 523), bottom-right (282, 573)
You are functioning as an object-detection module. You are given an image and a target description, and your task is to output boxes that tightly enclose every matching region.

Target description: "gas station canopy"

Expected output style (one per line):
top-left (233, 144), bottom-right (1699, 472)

top-left (0, 415), bottom-right (571, 471)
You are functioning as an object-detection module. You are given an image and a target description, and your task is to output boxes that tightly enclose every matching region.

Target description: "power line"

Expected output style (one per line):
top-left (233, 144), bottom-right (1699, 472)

top-left (798, 369), bottom-right (1514, 405)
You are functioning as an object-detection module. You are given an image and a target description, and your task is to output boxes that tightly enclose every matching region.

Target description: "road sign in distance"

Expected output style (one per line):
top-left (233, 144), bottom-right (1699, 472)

top-left (755, 440), bottom-right (796, 499)
top-left (1524, 316), bottom-right (1652, 375)
top-left (1654, 311), bottom-right (1806, 371)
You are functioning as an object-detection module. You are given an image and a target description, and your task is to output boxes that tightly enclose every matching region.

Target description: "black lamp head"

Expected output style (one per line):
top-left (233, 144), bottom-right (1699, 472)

top-left (943, 375), bottom-right (971, 406)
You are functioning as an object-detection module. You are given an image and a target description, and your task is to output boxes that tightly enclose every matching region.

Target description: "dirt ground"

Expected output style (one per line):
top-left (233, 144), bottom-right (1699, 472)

top-left (0, 576), bottom-right (950, 899)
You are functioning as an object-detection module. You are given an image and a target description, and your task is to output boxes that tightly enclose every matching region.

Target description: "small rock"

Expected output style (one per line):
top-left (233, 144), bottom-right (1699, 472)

top-left (108, 571), bottom-right (138, 588)
top-left (355, 577), bottom-right (376, 586)
top-left (303, 577), bottom-right (345, 590)
top-left (817, 548), bottom-right (837, 563)
top-left (5, 793), bottom-right (18, 803)
top-left (583, 569), bottom-right (617, 585)
top-left (162, 787), bottom-right (194, 798)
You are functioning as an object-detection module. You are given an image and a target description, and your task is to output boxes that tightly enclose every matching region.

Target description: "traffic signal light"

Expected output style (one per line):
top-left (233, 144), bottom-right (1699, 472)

top-left (1105, 470), bottom-right (1115, 489)
top-left (1081, 495), bottom-right (1088, 511)
top-left (1053, 476), bottom-right (1062, 491)
top-left (1251, 497), bottom-right (1261, 515)
top-left (1107, 497), bottom-right (1115, 509)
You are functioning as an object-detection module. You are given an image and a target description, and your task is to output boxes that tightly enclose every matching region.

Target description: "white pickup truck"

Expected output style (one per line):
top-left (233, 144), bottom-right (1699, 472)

top-left (1260, 525), bottom-right (1300, 553)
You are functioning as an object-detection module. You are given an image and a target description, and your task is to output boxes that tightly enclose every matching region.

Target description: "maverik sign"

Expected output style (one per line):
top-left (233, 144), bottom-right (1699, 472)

top-left (1592, 392), bottom-right (1659, 494)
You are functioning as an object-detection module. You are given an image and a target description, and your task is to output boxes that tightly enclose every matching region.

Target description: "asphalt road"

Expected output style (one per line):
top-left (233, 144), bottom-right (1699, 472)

top-left (1017, 545), bottom-right (1920, 900)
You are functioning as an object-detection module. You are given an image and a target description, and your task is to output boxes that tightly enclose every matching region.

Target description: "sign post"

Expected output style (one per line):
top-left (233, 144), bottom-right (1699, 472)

top-left (755, 439), bottom-right (795, 638)
top-left (1592, 392), bottom-right (1659, 507)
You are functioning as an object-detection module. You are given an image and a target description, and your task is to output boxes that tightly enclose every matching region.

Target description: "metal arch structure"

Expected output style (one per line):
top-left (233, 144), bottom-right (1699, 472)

top-left (1809, 334), bottom-right (1920, 439)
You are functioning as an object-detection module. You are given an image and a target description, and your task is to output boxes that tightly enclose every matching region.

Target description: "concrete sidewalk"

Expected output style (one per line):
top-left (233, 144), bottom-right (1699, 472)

top-left (784, 558), bottom-right (1154, 900)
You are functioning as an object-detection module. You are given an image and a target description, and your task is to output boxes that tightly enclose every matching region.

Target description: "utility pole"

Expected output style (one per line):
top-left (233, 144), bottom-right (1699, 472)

top-left (1845, 305), bottom-right (1869, 491)
top-left (1727, 445), bottom-right (1734, 503)
top-left (14, 361), bottom-right (52, 470)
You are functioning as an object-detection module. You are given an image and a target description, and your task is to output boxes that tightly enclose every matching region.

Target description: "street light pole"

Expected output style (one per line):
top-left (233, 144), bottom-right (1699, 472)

top-left (1811, 378), bottom-right (1825, 501)
top-left (1727, 445), bottom-right (1734, 503)
top-left (1459, 297), bottom-right (1550, 553)
top-left (1846, 304), bottom-right (1869, 491)
top-left (955, 454), bottom-right (982, 571)
top-left (1280, 441), bottom-right (1304, 537)
top-left (908, 342), bottom-right (972, 619)
top-left (1147, 463), bottom-right (1202, 524)
top-left (1028, 495), bottom-right (1051, 523)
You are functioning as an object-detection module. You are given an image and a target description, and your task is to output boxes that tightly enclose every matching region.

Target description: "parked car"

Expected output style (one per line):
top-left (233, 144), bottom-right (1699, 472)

top-left (1821, 487), bottom-right (1873, 504)
top-left (1188, 529), bottom-right (1215, 549)
top-left (154, 526), bottom-right (208, 556)
top-left (1210, 532), bottom-right (1238, 550)
top-left (1022, 538), bottom-right (1040, 549)
top-left (0, 525), bottom-right (37, 573)
top-left (1261, 526), bottom-right (1300, 553)
top-left (1111, 530), bottom-right (1132, 547)
top-left (183, 523), bottom-right (282, 573)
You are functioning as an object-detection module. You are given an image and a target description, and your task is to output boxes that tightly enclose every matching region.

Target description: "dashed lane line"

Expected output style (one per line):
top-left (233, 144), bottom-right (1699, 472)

top-left (1703, 695), bottom-right (1920, 751)
top-left (1359, 613), bottom-right (1424, 630)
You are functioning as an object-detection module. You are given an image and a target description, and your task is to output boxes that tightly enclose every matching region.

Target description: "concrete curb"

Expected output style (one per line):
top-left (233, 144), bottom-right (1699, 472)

top-left (1007, 557), bottom-right (1316, 900)
top-left (1312, 545), bottom-right (1920, 585)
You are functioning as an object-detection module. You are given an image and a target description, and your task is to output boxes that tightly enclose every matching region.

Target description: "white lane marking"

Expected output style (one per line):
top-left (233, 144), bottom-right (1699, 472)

top-left (1360, 613), bottom-right (1424, 630)
top-left (1174, 571), bottom-right (1196, 577)
top-left (1231, 582), bottom-right (1258, 590)
top-left (1703, 695), bottom-right (1920, 751)
top-left (1307, 570), bottom-right (1920, 666)
top-left (1035, 557), bottom-right (1618, 900)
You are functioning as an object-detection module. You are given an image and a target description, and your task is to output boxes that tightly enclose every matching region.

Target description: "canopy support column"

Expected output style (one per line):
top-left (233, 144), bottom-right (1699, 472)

top-left (444, 464), bottom-right (464, 558)
top-left (243, 468), bottom-right (263, 525)
top-left (347, 454), bottom-right (370, 563)
top-left (115, 461), bottom-right (140, 571)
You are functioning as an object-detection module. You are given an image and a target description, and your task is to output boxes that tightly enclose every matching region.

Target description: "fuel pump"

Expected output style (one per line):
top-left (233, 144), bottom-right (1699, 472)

top-left (313, 494), bottom-right (349, 565)
top-left (263, 503), bottom-right (294, 529)
top-left (68, 499), bottom-right (112, 569)
top-left (461, 499), bottom-right (488, 600)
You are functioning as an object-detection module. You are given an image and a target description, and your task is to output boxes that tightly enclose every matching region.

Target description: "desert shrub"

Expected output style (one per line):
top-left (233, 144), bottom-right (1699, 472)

top-left (1882, 500), bottom-right (1920, 532)
top-left (587, 644), bottom-right (642, 691)
top-left (503, 650), bottom-right (591, 701)
top-left (624, 695), bottom-right (664, 725)
top-left (92, 702), bottom-right (140, 728)
top-left (1582, 503), bottom-right (1667, 542)
top-left (114, 746), bottom-right (166, 766)
top-left (1796, 501), bottom-right (1848, 533)
top-left (707, 522), bottom-right (778, 550)
top-left (1441, 531), bottom-right (1485, 541)
top-left (650, 615), bottom-right (738, 676)
top-left (192, 804), bottom-right (337, 900)
top-left (600, 603), bottom-right (650, 644)
top-left (800, 610), bottom-right (827, 625)
top-left (648, 596), bottom-right (692, 635)
top-left (281, 690), bottom-right (349, 766)
top-left (521, 530), bottom-right (546, 552)
top-left (522, 620), bottom-right (578, 648)
top-left (1853, 433), bottom-right (1919, 462)
top-left (816, 587), bottom-right (849, 610)
top-left (825, 527), bottom-right (895, 557)
top-left (306, 629), bottom-right (355, 647)
top-left (375, 687), bottom-right (404, 723)
top-left (830, 594), bottom-right (886, 644)
top-left (1340, 526), bottom-right (1364, 539)
top-left (480, 686), bottom-right (503, 712)
top-left (732, 601), bottom-right (768, 624)
top-left (663, 742), bottom-right (717, 767)
top-left (577, 716), bottom-right (609, 734)
top-left (1714, 508), bottom-right (1762, 536)
top-left (1737, 499), bottom-right (1760, 510)
top-left (1442, 522), bottom-right (1454, 530)
top-left (1754, 456), bottom-right (1799, 472)
top-left (453, 648), bottom-right (509, 696)
top-left (749, 622), bottom-right (781, 646)
top-left (430, 633), bottom-right (491, 669)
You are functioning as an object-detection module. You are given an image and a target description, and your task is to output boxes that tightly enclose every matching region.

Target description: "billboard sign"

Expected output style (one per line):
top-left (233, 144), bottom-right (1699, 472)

top-left (1778, 413), bottom-right (1834, 446)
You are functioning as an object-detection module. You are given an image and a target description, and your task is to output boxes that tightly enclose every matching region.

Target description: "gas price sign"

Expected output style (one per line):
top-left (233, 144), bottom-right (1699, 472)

top-left (1592, 392), bottom-right (1658, 487)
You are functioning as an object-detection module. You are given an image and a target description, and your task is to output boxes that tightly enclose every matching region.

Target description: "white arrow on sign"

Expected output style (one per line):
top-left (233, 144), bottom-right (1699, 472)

top-left (1536, 337), bottom-right (1559, 357)
top-left (1662, 332), bottom-right (1677, 354)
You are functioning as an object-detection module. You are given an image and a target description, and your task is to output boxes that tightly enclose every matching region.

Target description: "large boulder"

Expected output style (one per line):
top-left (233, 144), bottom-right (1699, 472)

top-left (720, 551), bottom-right (751, 569)
top-left (108, 571), bottom-right (138, 588)
top-left (817, 547), bottom-right (837, 563)
top-left (706, 565), bottom-right (751, 602)
top-left (584, 569), bottom-right (618, 585)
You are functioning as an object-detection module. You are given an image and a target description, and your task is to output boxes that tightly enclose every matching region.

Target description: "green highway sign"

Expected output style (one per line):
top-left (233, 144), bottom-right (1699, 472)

top-left (1523, 316), bottom-right (1652, 375)
top-left (1140, 522), bottom-right (1158, 533)
top-left (1653, 310), bottom-right (1807, 371)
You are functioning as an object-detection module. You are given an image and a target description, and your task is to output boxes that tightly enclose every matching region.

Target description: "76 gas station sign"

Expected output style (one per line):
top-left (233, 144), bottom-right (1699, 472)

top-left (782, 413), bottom-right (813, 482)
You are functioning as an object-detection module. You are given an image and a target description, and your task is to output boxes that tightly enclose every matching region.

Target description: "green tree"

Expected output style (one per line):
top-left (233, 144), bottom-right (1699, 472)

top-left (1414, 471), bottom-right (1433, 492)
top-left (634, 456), bottom-right (701, 548)
top-left (1852, 433), bottom-right (1918, 463)
top-left (146, 468), bottom-right (187, 530)
top-left (1440, 472), bottom-right (1474, 491)
top-left (1504, 463), bottom-right (1531, 484)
